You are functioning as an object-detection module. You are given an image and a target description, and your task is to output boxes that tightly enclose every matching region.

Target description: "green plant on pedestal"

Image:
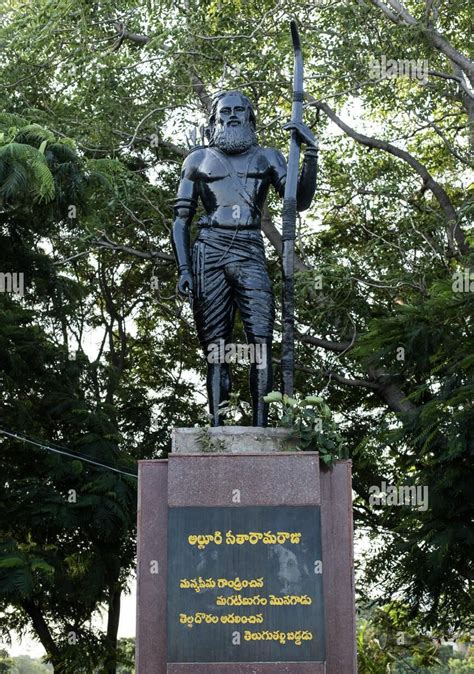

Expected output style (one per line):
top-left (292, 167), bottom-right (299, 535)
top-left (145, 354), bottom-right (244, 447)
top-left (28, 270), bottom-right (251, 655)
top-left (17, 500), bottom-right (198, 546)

top-left (196, 429), bottom-right (227, 453)
top-left (263, 392), bottom-right (344, 466)
top-left (219, 391), bottom-right (253, 426)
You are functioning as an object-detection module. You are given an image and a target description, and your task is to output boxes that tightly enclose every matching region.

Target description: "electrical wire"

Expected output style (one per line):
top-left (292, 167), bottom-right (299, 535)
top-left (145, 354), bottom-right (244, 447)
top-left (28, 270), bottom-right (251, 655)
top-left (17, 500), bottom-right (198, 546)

top-left (0, 428), bottom-right (138, 479)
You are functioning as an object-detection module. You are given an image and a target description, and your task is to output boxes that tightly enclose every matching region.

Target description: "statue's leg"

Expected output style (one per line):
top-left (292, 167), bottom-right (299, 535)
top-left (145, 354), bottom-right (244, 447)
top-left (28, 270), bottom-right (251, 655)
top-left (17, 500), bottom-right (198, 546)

top-left (205, 343), bottom-right (232, 427)
top-left (192, 240), bottom-right (235, 426)
top-left (232, 258), bottom-right (275, 427)
top-left (248, 335), bottom-right (273, 427)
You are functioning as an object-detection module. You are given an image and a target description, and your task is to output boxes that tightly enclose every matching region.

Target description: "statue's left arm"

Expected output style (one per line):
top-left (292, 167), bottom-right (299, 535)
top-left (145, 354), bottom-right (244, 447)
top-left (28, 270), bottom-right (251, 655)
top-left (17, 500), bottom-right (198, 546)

top-left (270, 125), bottom-right (318, 211)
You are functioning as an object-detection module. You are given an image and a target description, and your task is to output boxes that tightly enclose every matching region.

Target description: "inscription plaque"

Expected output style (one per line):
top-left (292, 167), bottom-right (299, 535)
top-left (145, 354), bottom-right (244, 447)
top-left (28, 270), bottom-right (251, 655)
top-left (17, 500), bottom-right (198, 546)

top-left (167, 505), bottom-right (325, 663)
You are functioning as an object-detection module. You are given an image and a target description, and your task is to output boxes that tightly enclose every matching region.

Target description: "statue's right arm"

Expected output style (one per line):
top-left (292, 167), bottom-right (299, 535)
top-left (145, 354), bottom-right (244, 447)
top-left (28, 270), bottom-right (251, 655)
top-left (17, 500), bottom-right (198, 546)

top-left (171, 151), bottom-right (201, 293)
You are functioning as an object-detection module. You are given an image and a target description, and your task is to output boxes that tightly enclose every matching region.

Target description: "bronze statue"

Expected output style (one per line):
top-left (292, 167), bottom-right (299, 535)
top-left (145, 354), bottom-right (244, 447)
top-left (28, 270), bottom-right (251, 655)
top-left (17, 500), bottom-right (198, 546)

top-left (171, 89), bottom-right (317, 426)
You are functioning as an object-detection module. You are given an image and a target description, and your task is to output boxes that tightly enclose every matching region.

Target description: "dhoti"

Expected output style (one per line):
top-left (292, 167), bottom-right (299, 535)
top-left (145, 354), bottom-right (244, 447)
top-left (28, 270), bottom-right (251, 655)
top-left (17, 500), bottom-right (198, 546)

top-left (191, 227), bottom-right (275, 345)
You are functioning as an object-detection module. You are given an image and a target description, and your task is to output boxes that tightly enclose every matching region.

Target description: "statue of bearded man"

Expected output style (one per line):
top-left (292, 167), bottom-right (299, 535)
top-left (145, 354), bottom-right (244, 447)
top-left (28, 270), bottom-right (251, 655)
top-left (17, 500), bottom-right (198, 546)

top-left (172, 90), bottom-right (318, 427)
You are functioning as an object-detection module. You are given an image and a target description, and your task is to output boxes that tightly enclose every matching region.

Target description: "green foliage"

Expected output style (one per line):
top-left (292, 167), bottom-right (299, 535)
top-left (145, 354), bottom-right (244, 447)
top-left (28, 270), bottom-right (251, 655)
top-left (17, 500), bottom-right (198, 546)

top-left (3, 654), bottom-right (53, 673)
top-left (0, 143), bottom-right (55, 204)
top-left (447, 652), bottom-right (474, 673)
top-left (356, 605), bottom-right (474, 674)
top-left (115, 637), bottom-right (135, 674)
top-left (263, 391), bottom-right (344, 464)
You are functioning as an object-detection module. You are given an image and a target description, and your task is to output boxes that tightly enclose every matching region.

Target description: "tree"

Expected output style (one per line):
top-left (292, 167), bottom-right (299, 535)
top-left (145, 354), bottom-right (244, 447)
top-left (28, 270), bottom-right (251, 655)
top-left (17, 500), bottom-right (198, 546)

top-left (0, 117), bottom-right (138, 671)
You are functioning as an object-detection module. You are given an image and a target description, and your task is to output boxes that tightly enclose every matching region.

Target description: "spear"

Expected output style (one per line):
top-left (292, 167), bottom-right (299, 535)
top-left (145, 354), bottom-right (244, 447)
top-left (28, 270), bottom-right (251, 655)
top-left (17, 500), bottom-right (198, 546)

top-left (281, 20), bottom-right (304, 397)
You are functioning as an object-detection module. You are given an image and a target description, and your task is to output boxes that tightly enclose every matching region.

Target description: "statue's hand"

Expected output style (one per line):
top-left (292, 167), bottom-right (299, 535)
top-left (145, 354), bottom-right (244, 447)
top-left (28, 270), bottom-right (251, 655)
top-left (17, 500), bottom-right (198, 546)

top-left (283, 121), bottom-right (319, 149)
top-left (177, 268), bottom-right (194, 297)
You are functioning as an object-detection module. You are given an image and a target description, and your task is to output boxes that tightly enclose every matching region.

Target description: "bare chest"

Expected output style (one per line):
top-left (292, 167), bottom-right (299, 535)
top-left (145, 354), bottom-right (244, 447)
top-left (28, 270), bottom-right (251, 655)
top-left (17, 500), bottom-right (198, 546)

top-left (197, 148), bottom-right (271, 183)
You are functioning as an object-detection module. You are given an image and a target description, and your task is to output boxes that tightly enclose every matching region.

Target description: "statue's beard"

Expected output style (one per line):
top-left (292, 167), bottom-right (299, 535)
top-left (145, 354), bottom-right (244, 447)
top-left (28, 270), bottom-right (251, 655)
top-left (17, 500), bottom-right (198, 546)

top-left (212, 123), bottom-right (257, 154)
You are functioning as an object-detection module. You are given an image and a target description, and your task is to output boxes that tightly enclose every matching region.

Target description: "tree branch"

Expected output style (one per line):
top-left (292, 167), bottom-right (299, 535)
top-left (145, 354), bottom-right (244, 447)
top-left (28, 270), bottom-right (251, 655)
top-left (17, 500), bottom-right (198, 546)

top-left (368, 0), bottom-right (474, 82)
top-left (20, 599), bottom-right (60, 663)
top-left (111, 22), bottom-right (150, 51)
top-left (92, 235), bottom-right (174, 262)
top-left (296, 331), bottom-right (353, 354)
top-left (191, 72), bottom-right (213, 114)
top-left (292, 360), bottom-right (380, 390)
top-left (369, 367), bottom-right (418, 415)
top-left (306, 96), bottom-right (469, 256)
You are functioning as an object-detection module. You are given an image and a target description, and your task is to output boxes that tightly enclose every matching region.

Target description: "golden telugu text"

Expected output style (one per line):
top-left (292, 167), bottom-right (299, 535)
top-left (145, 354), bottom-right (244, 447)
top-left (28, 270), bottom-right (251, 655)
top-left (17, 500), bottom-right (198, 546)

top-left (187, 530), bottom-right (303, 550)
top-left (244, 630), bottom-right (314, 646)
top-left (179, 612), bottom-right (264, 628)
top-left (180, 576), bottom-right (265, 592)
top-left (215, 594), bottom-right (312, 607)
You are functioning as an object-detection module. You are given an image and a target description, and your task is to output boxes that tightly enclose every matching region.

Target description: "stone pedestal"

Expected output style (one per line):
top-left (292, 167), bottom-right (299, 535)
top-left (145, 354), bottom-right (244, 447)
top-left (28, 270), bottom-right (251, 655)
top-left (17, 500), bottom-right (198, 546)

top-left (136, 428), bottom-right (357, 673)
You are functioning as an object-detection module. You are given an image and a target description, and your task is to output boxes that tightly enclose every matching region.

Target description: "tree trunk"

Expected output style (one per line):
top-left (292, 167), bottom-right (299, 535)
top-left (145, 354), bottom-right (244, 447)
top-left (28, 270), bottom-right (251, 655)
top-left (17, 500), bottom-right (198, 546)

top-left (104, 584), bottom-right (122, 674)
top-left (20, 599), bottom-right (66, 673)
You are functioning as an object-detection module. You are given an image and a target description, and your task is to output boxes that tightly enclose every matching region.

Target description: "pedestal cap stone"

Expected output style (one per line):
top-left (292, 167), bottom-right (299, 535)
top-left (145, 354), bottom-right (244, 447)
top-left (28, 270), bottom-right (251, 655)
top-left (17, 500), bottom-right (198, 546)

top-left (172, 425), bottom-right (298, 454)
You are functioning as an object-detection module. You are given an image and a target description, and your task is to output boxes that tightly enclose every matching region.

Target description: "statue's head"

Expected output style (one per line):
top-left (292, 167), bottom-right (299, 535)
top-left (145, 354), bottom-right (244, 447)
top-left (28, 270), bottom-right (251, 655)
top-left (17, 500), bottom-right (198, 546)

top-left (208, 90), bottom-right (258, 153)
